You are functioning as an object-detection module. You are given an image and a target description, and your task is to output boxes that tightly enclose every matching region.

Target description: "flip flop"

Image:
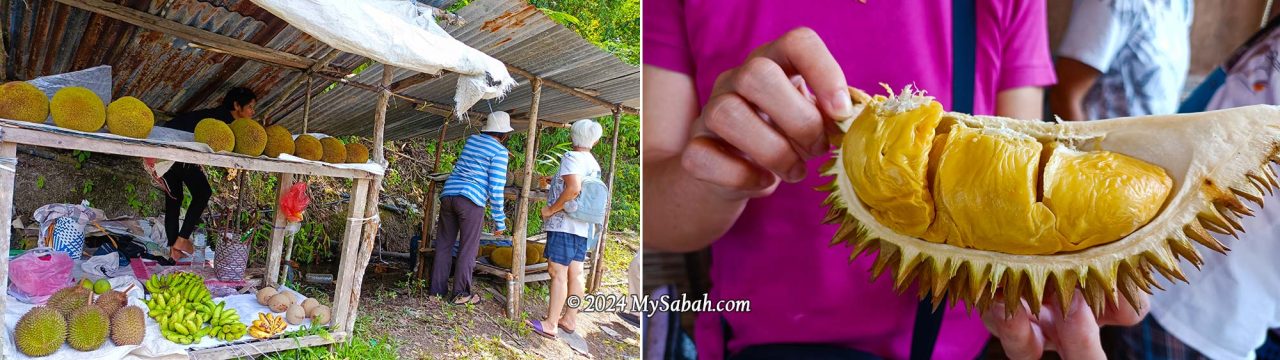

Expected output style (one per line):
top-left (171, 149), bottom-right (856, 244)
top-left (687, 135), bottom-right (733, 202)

top-left (527, 319), bottom-right (557, 339)
top-left (558, 323), bottom-right (576, 334)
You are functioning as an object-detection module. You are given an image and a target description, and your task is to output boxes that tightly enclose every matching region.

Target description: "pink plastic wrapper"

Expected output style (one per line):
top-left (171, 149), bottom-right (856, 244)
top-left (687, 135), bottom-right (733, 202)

top-left (279, 182), bottom-right (311, 222)
top-left (8, 248), bottom-right (73, 304)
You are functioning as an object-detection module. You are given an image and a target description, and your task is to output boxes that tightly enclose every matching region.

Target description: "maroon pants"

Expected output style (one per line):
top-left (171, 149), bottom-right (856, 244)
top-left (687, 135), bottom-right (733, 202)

top-left (430, 195), bottom-right (484, 297)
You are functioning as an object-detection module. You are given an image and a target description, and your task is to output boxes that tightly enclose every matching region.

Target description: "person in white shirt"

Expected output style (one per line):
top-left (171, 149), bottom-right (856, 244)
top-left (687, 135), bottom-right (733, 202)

top-left (527, 120), bottom-right (604, 338)
top-left (1050, 0), bottom-right (1193, 121)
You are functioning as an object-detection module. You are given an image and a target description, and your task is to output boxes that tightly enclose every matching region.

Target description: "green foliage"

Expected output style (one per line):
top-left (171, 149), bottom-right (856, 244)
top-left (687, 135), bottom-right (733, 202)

top-left (530, 0), bottom-right (640, 65)
top-left (80, 179), bottom-right (93, 195)
top-left (35, 176), bottom-right (44, 190)
top-left (71, 150), bottom-right (90, 169)
top-left (263, 316), bottom-right (398, 360)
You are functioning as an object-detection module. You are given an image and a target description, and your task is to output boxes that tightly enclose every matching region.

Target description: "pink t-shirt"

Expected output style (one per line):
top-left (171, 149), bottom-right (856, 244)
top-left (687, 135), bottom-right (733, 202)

top-left (644, 1), bottom-right (1057, 359)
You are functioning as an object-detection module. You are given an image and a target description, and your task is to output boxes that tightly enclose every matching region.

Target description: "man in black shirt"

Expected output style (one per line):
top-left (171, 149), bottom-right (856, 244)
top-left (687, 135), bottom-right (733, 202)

top-left (160, 87), bottom-right (256, 260)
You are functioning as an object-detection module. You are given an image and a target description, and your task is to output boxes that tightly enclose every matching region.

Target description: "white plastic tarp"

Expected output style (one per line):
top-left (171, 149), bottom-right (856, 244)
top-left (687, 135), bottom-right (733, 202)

top-left (250, 0), bottom-right (516, 117)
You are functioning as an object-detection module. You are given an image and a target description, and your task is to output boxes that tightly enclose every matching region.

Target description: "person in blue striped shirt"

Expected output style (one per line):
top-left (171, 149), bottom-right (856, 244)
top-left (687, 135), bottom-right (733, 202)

top-left (430, 111), bottom-right (514, 305)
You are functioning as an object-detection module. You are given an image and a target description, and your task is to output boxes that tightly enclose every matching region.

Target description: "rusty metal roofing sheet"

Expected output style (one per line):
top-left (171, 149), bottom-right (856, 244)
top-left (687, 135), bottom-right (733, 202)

top-left (3, 0), bottom-right (638, 142)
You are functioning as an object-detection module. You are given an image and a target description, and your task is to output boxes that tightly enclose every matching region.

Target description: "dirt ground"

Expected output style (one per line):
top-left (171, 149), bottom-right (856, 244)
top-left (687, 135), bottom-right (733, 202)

top-left (333, 232), bottom-right (641, 359)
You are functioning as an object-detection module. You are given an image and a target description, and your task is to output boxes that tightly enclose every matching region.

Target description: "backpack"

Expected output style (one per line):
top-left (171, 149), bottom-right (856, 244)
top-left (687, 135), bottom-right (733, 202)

top-left (566, 174), bottom-right (610, 225)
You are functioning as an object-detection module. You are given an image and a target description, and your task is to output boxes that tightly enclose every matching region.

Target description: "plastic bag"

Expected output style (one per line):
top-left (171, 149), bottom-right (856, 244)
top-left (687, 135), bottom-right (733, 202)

top-left (279, 182), bottom-right (311, 222)
top-left (8, 248), bottom-right (73, 304)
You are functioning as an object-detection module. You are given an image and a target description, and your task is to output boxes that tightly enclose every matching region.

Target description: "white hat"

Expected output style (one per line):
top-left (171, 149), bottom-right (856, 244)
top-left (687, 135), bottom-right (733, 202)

top-left (481, 111), bottom-right (514, 133)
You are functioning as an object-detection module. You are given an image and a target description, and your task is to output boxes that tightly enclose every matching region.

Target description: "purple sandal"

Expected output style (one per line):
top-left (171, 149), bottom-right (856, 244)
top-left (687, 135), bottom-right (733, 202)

top-left (527, 320), bottom-right (557, 339)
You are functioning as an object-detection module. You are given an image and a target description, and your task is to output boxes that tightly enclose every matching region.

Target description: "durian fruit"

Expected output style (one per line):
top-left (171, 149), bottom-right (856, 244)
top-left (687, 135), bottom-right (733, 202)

top-left (824, 85), bottom-right (1280, 317)
top-left (110, 306), bottom-right (145, 345)
top-left (0, 81), bottom-right (50, 123)
top-left (47, 285), bottom-right (92, 317)
top-left (294, 134), bottom-right (323, 161)
top-left (285, 304), bottom-right (305, 325)
top-left (194, 118), bottom-right (235, 152)
top-left (264, 125), bottom-right (295, 157)
top-left (527, 242), bottom-right (547, 265)
top-left (51, 86), bottom-right (106, 132)
top-left (105, 96), bottom-right (154, 138)
top-left (257, 287), bottom-right (279, 306)
top-left (309, 305), bottom-right (331, 325)
top-left (95, 290), bottom-right (127, 316)
top-left (479, 244), bottom-right (498, 257)
top-left (67, 306), bottom-right (109, 351)
top-left (320, 137), bottom-right (346, 163)
top-left (15, 306), bottom-right (66, 357)
top-left (345, 143), bottom-right (370, 163)
top-left (229, 118), bottom-right (267, 156)
top-left (490, 247), bottom-right (514, 269)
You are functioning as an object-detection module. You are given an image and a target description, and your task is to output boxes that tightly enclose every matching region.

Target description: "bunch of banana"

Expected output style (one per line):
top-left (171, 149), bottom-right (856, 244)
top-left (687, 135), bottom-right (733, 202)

top-left (206, 301), bottom-right (247, 341)
top-left (155, 300), bottom-right (207, 344)
top-left (249, 313), bottom-right (287, 339)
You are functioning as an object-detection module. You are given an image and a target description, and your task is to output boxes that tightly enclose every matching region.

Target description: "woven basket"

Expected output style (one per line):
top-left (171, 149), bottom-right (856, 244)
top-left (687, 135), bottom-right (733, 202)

top-left (214, 233), bottom-right (250, 281)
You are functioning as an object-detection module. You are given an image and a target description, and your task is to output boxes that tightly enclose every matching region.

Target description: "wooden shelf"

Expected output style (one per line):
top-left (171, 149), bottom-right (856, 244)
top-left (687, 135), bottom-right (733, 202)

top-left (0, 119), bottom-right (380, 179)
top-left (188, 332), bottom-right (348, 360)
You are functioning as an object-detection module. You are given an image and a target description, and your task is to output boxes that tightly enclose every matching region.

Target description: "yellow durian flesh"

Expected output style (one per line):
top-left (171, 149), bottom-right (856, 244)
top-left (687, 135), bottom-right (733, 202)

top-left (842, 97), bottom-right (942, 237)
top-left (1043, 143), bottom-right (1173, 250)
top-left (823, 85), bottom-right (1275, 317)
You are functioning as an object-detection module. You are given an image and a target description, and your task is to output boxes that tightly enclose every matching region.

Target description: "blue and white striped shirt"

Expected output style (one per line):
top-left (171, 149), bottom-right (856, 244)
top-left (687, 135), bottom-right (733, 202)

top-left (442, 134), bottom-right (510, 231)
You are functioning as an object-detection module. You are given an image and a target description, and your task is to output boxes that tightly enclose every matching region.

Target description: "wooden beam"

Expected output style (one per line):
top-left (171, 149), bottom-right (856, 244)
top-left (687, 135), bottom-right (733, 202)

top-left (588, 108), bottom-right (623, 293)
top-left (391, 72), bottom-right (442, 92)
top-left (0, 141), bottom-right (15, 358)
top-left (53, 0), bottom-right (314, 70)
top-left (265, 173), bottom-right (295, 286)
top-left (187, 332), bottom-right (349, 360)
top-left (506, 66), bottom-right (638, 115)
top-left (262, 49), bottom-right (345, 123)
top-left (330, 178), bottom-right (371, 333)
top-left (342, 66), bottom-right (394, 331)
top-left (509, 78), bottom-right (542, 318)
top-left (0, 121), bottom-right (378, 179)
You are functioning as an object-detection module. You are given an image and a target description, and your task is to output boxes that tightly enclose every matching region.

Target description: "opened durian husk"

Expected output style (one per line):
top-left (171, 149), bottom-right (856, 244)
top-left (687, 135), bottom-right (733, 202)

top-left (823, 85), bottom-right (1280, 318)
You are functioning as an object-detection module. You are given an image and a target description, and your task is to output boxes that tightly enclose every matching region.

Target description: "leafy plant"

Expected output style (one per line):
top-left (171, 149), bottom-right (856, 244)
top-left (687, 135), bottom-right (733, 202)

top-left (71, 150), bottom-right (91, 169)
top-left (35, 175), bottom-right (44, 190)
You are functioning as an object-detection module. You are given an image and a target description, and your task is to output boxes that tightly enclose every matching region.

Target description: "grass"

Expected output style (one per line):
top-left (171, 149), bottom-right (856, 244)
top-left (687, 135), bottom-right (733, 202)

top-left (263, 316), bottom-right (400, 360)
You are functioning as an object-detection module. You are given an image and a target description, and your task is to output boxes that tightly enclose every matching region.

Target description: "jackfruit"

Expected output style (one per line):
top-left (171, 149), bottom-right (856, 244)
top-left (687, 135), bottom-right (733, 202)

top-left (229, 118), bottom-right (267, 156)
top-left (480, 244), bottom-right (498, 257)
top-left (50, 86), bottom-right (106, 132)
top-left (47, 285), bottom-right (92, 317)
top-left (320, 137), bottom-right (346, 163)
top-left (67, 306), bottom-right (109, 351)
top-left (105, 96), bottom-right (154, 138)
top-left (490, 243), bottom-right (548, 268)
top-left (294, 135), bottom-right (323, 161)
top-left (527, 242), bottom-right (547, 265)
top-left (346, 142), bottom-right (370, 163)
top-left (824, 85), bottom-right (1280, 317)
top-left (264, 125), bottom-right (295, 157)
top-left (490, 247), bottom-right (513, 268)
top-left (15, 306), bottom-right (66, 357)
top-left (110, 306), bottom-right (145, 345)
top-left (0, 81), bottom-right (50, 123)
top-left (194, 119), bottom-right (235, 152)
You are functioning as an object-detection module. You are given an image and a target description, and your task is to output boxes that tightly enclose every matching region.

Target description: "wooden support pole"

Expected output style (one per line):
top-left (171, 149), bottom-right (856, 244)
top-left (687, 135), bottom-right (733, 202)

top-left (506, 66), bottom-right (639, 115)
top-left (340, 65), bottom-right (394, 331)
top-left (509, 78), bottom-right (542, 318)
top-left (0, 142), bottom-right (16, 357)
top-left (330, 178), bottom-right (370, 333)
top-left (588, 108), bottom-right (623, 293)
top-left (0, 23), bottom-right (8, 81)
top-left (266, 173), bottom-right (296, 286)
top-left (415, 123), bottom-right (450, 279)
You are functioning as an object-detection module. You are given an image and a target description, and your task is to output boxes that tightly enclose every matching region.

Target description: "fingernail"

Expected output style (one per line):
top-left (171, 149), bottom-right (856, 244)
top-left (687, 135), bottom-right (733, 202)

top-left (830, 89), bottom-right (854, 120)
top-left (788, 163), bottom-right (807, 182)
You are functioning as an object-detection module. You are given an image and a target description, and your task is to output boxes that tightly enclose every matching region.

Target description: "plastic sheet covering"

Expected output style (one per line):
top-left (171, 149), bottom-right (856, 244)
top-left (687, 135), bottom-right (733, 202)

top-left (27, 66), bottom-right (114, 113)
top-left (250, 0), bottom-right (516, 117)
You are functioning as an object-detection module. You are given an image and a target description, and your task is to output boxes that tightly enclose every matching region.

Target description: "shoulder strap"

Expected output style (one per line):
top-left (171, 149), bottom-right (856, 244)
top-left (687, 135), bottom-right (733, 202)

top-left (910, 1), bottom-right (975, 359)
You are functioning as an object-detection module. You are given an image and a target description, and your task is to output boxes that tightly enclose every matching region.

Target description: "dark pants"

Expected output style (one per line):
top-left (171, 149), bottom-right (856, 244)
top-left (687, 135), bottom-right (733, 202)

top-left (430, 195), bottom-right (484, 297)
top-left (163, 162), bottom-right (211, 247)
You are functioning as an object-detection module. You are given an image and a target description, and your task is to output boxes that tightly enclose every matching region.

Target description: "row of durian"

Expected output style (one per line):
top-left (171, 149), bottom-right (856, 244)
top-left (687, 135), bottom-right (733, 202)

top-left (0, 81), bottom-right (156, 138)
top-left (0, 80), bottom-right (370, 163)
top-left (16, 285), bottom-right (144, 357)
top-left (194, 118), bottom-right (369, 163)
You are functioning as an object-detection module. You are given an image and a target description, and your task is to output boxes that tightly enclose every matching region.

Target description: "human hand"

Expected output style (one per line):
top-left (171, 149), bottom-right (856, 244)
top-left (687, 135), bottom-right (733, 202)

top-left (682, 27), bottom-right (853, 200)
top-left (169, 236), bottom-right (194, 260)
top-left (984, 289), bottom-right (1148, 360)
top-left (540, 207), bottom-right (555, 219)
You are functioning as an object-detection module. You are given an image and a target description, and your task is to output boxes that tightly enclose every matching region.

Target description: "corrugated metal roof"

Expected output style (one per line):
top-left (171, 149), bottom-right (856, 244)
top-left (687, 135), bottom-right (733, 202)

top-left (3, 0), bottom-right (638, 142)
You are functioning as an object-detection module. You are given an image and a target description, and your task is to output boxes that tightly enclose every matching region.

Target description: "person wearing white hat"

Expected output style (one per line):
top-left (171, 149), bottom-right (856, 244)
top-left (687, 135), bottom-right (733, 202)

top-left (432, 111), bottom-right (514, 305)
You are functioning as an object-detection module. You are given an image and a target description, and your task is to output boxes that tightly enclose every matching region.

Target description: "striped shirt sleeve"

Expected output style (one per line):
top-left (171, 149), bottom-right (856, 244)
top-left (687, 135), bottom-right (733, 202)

top-left (487, 151), bottom-right (509, 231)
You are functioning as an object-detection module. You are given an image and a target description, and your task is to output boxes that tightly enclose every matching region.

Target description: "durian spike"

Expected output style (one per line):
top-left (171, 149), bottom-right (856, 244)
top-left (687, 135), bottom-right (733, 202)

top-left (1184, 223), bottom-right (1230, 253)
top-left (1246, 172), bottom-right (1273, 195)
top-left (1052, 273), bottom-right (1077, 316)
top-left (1003, 269), bottom-right (1024, 318)
top-left (1231, 185), bottom-right (1265, 207)
top-left (1025, 269), bottom-right (1049, 316)
top-left (1166, 233), bottom-right (1205, 269)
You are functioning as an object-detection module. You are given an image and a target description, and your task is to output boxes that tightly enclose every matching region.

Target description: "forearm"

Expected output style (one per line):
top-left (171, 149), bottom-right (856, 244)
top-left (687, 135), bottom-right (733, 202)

top-left (1048, 89), bottom-right (1085, 121)
top-left (548, 186), bottom-right (580, 213)
top-left (642, 157), bottom-right (751, 252)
